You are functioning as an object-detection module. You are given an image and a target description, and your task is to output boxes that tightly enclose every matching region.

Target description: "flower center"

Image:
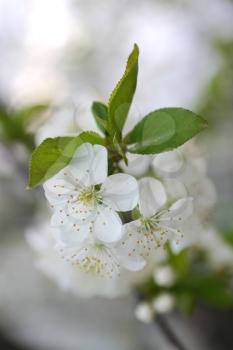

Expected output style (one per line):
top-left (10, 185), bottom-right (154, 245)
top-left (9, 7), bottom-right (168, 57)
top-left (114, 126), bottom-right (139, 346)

top-left (139, 216), bottom-right (166, 247)
top-left (72, 244), bottom-right (120, 278)
top-left (140, 217), bottom-right (154, 231)
top-left (81, 256), bottom-right (103, 275)
top-left (78, 186), bottom-right (102, 205)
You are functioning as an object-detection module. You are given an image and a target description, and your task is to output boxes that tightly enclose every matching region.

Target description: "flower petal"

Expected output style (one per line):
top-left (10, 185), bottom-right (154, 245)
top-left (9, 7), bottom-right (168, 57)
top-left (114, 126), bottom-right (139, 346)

top-left (189, 178), bottom-right (217, 216)
top-left (118, 254), bottom-right (146, 271)
top-left (54, 224), bottom-right (90, 246)
top-left (168, 197), bottom-right (193, 221)
top-left (158, 197), bottom-right (193, 235)
top-left (163, 178), bottom-right (187, 203)
top-left (119, 153), bottom-right (152, 177)
top-left (139, 177), bottom-right (167, 217)
top-left (57, 243), bottom-right (121, 280)
top-left (116, 220), bottom-right (148, 270)
top-left (69, 143), bottom-right (107, 186)
top-left (68, 201), bottom-right (96, 223)
top-left (152, 150), bottom-right (184, 177)
top-left (43, 169), bottom-right (76, 206)
top-left (51, 207), bottom-right (70, 227)
top-left (93, 206), bottom-right (123, 243)
top-left (51, 207), bottom-right (91, 245)
top-left (101, 174), bottom-right (139, 212)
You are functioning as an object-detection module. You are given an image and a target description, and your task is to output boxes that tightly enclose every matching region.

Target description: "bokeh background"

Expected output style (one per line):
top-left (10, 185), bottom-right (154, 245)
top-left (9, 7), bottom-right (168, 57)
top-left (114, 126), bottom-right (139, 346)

top-left (0, 0), bottom-right (233, 349)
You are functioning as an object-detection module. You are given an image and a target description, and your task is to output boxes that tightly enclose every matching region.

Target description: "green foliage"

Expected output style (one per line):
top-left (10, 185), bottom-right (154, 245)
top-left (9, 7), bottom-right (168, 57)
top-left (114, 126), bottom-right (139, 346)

top-left (28, 45), bottom-right (208, 187)
top-left (166, 245), bottom-right (190, 277)
top-left (124, 108), bottom-right (208, 154)
top-left (176, 293), bottom-right (196, 315)
top-left (137, 244), bottom-right (233, 312)
top-left (168, 245), bottom-right (233, 309)
top-left (28, 131), bottom-right (105, 188)
top-left (198, 41), bottom-right (233, 125)
top-left (223, 229), bottom-right (233, 247)
top-left (91, 101), bottom-right (109, 135)
top-left (108, 44), bottom-right (139, 136)
top-left (0, 103), bottom-right (48, 150)
top-left (179, 274), bottom-right (233, 308)
top-left (14, 103), bottom-right (49, 124)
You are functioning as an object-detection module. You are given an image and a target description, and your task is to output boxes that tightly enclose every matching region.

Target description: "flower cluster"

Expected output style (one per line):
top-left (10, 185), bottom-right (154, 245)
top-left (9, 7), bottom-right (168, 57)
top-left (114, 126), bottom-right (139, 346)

top-left (27, 141), bottom-right (194, 297)
top-left (27, 45), bottom-right (218, 300)
top-left (130, 142), bottom-right (230, 322)
top-left (47, 143), bottom-right (192, 275)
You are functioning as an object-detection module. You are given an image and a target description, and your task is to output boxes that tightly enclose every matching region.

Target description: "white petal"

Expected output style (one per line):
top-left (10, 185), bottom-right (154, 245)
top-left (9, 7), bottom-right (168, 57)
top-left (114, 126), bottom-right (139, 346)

top-left (116, 220), bottom-right (149, 270)
top-left (68, 201), bottom-right (96, 223)
top-left (168, 197), bottom-right (193, 221)
top-left (189, 178), bottom-right (217, 215)
top-left (44, 173), bottom-right (75, 194)
top-left (51, 207), bottom-right (70, 227)
top-left (159, 197), bottom-right (193, 232)
top-left (180, 160), bottom-right (206, 186)
top-left (118, 253), bottom-right (146, 271)
top-left (119, 153), bottom-right (151, 177)
top-left (101, 174), bottom-right (139, 212)
top-left (139, 177), bottom-right (167, 217)
top-left (163, 178), bottom-right (187, 203)
top-left (93, 206), bottom-right (123, 243)
top-left (69, 143), bottom-right (107, 186)
top-left (152, 293), bottom-right (175, 313)
top-left (57, 243), bottom-right (121, 280)
top-left (152, 150), bottom-right (184, 177)
top-left (51, 203), bottom-right (96, 228)
top-left (135, 302), bottom-right (154, 323)
top-left (43, 169), bottom-right (76, 206)
top-left (54, 224), bottom-right (90, 246)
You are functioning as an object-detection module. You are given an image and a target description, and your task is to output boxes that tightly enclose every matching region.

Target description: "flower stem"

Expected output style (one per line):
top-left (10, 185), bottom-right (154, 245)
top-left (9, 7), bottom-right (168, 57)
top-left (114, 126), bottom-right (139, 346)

top-left (156, 315), bottom-right (188, 350)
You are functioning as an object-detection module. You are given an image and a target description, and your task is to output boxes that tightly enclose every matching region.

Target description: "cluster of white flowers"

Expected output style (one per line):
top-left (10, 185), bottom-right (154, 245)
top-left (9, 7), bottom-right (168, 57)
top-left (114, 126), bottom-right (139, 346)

top-left (29, 107), bottom-right (233, 303)
top-left (27, 115), bottom-right (233, 306)
top-left (131, 140), bottom-right (231, 322)
top-left (27, 140), bottom-right (195, 297)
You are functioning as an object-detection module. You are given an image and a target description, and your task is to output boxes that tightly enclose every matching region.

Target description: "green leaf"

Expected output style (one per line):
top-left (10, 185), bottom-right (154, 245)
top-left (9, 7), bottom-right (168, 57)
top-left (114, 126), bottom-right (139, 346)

top-left (124, 108), bottom-right (208, 154)
top-left (223, 229), bottom-right (233, 247)
top-left (182, 275), bottom-right (233, 308)
top-left (14, 103), bottom-right (49, 124)
top-left (0, 103), bottom-right (49, 150)
top-left (91, 101), bottom-right (109, 134)
top-left (108, 44), bottom-right (139, 135)
top-left (176, 293), bottom-right (196, 315)
top-left (0, 107), bottom-right (34, 149)
top-left (28, 131), bottom-right (105, 188)
top-left (166, 245), bottom-right (190, 277)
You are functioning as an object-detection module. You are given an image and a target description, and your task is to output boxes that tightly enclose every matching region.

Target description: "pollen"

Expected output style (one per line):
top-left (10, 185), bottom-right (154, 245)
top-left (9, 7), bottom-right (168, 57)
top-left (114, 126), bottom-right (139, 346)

top-left (77, 186), bottom-right (101, 206)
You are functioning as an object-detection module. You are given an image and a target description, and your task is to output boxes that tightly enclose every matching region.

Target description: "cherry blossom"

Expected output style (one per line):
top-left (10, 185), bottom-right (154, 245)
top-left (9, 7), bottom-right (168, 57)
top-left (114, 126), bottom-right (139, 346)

top-left (44, 143), bottom-right (139, 244)
top-left (120, 177), bottom-right (193, 267)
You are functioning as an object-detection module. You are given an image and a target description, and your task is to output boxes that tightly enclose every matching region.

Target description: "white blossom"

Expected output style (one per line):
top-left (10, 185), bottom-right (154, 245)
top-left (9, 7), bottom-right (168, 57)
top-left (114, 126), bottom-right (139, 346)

top-left (152, 293), bottom-right (176, 314)
top-left (153, 266), bottom-right (176, 287)
top-left (152, 143), bottom-right (206, 185)
top-left (44, 142), bottom-right (139, 244)
top-left (121, 177), bottom-right (193, 267)
top-left (135, 302), bottom-right (154, 323)
top-left (55, 231), bottom-right (147, 280)
top-left (163, 177), bottom-right (216, 222)
top-left (152, 143), bottom-right (217, 221)
top-left (26, 221), bottom-right (143, 298)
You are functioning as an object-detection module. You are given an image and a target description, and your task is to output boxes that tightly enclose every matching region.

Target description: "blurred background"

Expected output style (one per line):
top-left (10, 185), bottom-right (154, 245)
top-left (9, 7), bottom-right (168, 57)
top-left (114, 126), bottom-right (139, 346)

top-left (0, 0), bottom-right (233, 349)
